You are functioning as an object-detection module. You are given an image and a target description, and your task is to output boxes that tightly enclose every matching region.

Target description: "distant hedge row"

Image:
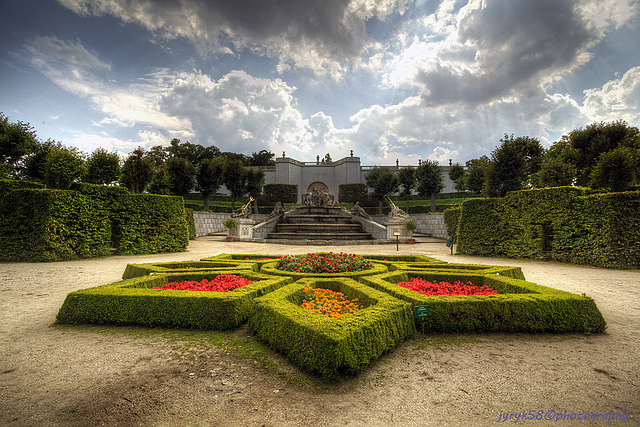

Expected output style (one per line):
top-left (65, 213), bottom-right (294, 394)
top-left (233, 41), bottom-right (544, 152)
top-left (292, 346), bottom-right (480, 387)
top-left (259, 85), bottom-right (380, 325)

top-left (0, 180), bottom-right (189, 261)
top-left (450, 187), bottom-right (640, 269)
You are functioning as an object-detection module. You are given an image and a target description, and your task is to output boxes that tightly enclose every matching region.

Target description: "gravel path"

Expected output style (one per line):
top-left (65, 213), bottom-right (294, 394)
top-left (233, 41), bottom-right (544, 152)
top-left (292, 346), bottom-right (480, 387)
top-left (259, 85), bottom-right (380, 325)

top-left (1, 237), bottom-right (638, 426)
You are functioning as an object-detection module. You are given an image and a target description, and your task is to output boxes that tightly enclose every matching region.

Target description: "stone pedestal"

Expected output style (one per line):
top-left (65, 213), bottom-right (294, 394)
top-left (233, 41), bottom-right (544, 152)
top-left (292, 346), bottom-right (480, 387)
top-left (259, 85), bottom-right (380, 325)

top-left (236, 218), bottom-right (255, 240)
top-left (387, 220), bottom-right (408, 240)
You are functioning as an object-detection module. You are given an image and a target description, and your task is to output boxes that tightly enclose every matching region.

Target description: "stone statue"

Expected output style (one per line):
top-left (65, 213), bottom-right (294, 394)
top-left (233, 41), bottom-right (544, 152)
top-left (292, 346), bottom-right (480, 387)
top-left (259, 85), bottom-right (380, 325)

top-left (350, 201), bottom-right (371, 220)
top-left (387, 196), bottom-right (410, 221)
top-left (232, 197), bottom-right (254, 218)
top-left (268, 201), bottom-right (285, 218)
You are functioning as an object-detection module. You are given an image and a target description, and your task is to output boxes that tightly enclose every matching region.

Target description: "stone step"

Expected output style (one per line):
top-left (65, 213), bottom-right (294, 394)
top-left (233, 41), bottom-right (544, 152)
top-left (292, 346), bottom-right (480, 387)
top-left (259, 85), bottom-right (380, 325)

top-left (281, 215), bottom-right (355, 224)
top-left (276, 223), bottom-right (363, 231)
top-left (266, 232), bottom-right (373, 240)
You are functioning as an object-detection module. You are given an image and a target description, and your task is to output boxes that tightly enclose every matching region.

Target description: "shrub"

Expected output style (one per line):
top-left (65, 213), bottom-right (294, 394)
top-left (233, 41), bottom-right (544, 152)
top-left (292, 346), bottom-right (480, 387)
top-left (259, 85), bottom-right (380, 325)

top-left (71, 183), bottom-right (189, 255)
top-left (202, 253), bottom-right (286, 271)
top-left (263, 184), bottom-right (298, 203)
top-left (0, 179), bottom-right (44, 197)
top-left (260, 257), bottom-right (388, 279)
top-left (443, 206), bottom-right (461, 237)
top-left (122, 260), bottom-right (258, 280)
top-left (0, 188), bottom-right (110, 261)
top-left (359, 270), bottom-right (606, 334)
top-left (456, 187), bottom-right (640, 268)
top-left (249, 277), bottom-right (414, 381)
top-left (57, 271), bottom-right (292, 330)
top-left (338, 183), bottom-right (368, 204)
top-left (185, 208), bottom-right (196, 239)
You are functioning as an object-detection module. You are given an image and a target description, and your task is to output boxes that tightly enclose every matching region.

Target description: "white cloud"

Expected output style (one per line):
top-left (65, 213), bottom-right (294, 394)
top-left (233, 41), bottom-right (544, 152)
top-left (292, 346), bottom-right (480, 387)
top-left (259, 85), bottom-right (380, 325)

top-left (583, 66), bottom-right (640, 123)
top-left (26, 36), bottom-right (191, 132)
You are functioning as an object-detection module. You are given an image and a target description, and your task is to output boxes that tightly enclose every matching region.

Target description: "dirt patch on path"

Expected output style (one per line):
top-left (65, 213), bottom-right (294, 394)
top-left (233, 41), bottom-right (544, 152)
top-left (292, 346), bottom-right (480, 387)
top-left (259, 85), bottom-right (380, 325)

top-left (1, 238), bottom-right (638, 426)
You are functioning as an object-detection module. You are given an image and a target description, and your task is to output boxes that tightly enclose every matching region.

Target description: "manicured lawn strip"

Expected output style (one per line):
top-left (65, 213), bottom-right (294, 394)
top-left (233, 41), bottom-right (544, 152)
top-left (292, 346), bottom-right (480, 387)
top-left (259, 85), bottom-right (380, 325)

top-left (259, 259), bottom-right (388, 279)
top-left (122, 260), bottom-right (257, 279)
top-left (201, 253), bottom-right (287, 271)
top-left (249, 278), bottom-right (415, 381)
top-left (57, 271), bottom-right (292, 330)
top-left (391, 262), bottom-right (526, 279)
top-left (358, 271), bottom-right (606, 334)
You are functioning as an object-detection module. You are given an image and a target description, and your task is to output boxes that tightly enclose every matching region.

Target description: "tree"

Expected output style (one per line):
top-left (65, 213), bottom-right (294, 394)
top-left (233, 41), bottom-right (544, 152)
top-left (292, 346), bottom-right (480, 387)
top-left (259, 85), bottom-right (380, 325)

top-left (533, 137), bottom-right (578, 188)
top-left (120, 147), bottom-right (154, 193)
top-left (464, 156), bottom-right (490, 194)
top-left (589, 146), bottom-right (638, 192)
top-left (43, 145), bottom-right (85, 189)
top-left (484, 135), bottom-right (544, 197)
top-left (196, 157), bottom-right (224, 211)
top-left (0, 113), bottom-right (38, 178)
top-left (365, 167), bottom-right (399, 214)
top-left (223, 157), bottom-right (247, 210)
top-left (147, 165), bottom-right (171, 195)
top-left (448, 163), bottom-right (465, 193)
top-left (22, 139), bottom-right (59, 182)
top-left (415, 160), bottom-right (443, 212)
top-left (85, 148), bottom-right (120, 185)
top-left (569, 120), bottom-right (640, 186)
top-left (168, 138), bottom-right (221, 164)
top-left (245, 168), bottom-right (265, 214)
top-left (397, 166), bottom-right (416, 212)
top-left (167, 157), bottom-right (196, 197)
top-left (249, 150), bottom-right (276, 166)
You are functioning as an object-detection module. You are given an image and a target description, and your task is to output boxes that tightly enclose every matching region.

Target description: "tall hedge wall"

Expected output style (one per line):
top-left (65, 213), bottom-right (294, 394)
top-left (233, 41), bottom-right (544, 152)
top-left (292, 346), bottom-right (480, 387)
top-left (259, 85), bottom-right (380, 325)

top-left (0, 179), bottom-right (45, 196)
top-left (456, 187), bottom-right (640, 268)
top-left (71, 183), bottom-right (189, 255)
top-left (0, 188), bottom-right (111, 261)
top-left (262, 184), bottom-right (298, 203)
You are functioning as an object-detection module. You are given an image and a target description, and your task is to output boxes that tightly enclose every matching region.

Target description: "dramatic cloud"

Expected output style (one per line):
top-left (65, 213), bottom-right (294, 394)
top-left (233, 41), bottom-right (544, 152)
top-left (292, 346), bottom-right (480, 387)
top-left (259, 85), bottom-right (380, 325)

top-left (57, 0), bottom-right (404, 77)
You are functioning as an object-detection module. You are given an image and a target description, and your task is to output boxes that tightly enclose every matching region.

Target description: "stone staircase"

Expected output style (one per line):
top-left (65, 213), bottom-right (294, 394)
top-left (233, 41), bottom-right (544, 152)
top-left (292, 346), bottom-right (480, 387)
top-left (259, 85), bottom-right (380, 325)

top-left (267, 206), bottom-right (373, 241)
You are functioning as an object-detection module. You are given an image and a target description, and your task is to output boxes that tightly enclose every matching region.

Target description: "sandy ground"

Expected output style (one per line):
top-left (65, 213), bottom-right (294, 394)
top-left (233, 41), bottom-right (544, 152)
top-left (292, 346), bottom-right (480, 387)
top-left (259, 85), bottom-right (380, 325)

top-left (1, 237), bottom-right (639, 427)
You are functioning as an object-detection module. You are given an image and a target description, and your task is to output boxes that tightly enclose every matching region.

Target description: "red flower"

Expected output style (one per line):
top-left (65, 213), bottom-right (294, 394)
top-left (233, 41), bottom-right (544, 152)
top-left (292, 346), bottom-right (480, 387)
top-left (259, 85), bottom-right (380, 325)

top-left (155, 274), bottom-right (257, 292)
top-left (395, 278), bottom-right (498, 296)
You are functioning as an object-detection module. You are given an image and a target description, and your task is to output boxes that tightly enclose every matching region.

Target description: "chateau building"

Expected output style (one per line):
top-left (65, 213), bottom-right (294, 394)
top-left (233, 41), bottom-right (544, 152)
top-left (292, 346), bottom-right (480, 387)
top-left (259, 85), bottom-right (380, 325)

top-left (250, 152), bottom-right (457, 203)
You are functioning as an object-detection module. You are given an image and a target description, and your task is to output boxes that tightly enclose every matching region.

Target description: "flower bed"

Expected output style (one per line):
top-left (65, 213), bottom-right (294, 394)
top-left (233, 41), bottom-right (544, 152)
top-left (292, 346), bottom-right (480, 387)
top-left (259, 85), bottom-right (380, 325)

top-left (275, 252), bottom-right (372, 273)
top-left (154, 274), bottom-right (256, 292)
top-left (396, 278), bottom-right (498, 296)
top-left (301, 285), bottom-right (363, 318)
top-left (122, 260), bottom-right (257, 280)
top-left (359, 270), bottom-right (606, 334)
top-left (249, 278), bottom-right (414, 381)
top-left (57, 271), bottom-right (292, 330)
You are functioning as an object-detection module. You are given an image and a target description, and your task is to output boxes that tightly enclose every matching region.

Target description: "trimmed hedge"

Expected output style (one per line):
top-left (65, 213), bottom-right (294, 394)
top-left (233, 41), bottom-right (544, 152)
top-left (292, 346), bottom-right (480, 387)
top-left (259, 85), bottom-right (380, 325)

top-left (263, 184), bottom-right (298, 203)
top-left (456, 187), bottom-right (640, 268)
top-left (0, 188), bottom-right (111, 262)
top-left (259, 259), bottom-right (389, 279)
top-left (185, 208), bottom-right (196, 240)
top-left (0, 179), bottom-right (45, 196)
top-left (249, 277), bottom-right (415, 381)
top-left (122, 260), bottom-right (258, 280)
top-left (390, 263), bottom-right (525, 280)
top-left (359, 270), bottom-right (606, 334)
top-left (201, 253), bottom-right (286, 271)
top-left (338, 183), bottom-right (368, 203)
top-left (57, 271), bottom-right (292, 330)
top-left (443, 206), bottom-right (461, 238)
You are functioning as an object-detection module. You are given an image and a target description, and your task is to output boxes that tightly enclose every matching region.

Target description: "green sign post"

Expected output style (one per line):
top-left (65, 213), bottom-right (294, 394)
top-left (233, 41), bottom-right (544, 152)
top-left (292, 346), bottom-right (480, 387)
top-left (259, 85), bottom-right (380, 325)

top-left (414, 305), bottom-right (430, 318)
top-left (414, 305), bottom-right (429, 334)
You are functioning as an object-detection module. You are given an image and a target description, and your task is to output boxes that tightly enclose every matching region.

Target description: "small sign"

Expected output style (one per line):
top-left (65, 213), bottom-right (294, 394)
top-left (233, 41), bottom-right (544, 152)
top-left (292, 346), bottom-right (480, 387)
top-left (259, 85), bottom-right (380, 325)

top-left (414, 305), bottom-right (430, 318)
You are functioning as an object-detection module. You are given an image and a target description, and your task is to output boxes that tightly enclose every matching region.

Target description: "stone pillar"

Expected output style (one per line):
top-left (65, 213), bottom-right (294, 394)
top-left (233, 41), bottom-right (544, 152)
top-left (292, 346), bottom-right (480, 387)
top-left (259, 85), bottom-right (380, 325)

top-left (386, 220), bottom-right (405, 240)
top-left (236, 218), bottom-right (255, 240)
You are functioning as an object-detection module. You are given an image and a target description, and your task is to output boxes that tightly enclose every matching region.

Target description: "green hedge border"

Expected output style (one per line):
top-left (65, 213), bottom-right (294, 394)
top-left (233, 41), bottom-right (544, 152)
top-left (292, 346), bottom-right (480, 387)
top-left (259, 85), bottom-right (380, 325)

top-left (201, 253), bottom-right (286, 271)
top-left (122, 260), bottom-right (258, 280)
top-left (359, 270), bottom-right (606, 334)
top-left (259, 259), bottom-right (388, 279)
top-left (391, 263), bottom-right (525, 279)
top-left (57, 271), bottom-right (292, 330)
top-left (249, 277), bottom-right (414, 381)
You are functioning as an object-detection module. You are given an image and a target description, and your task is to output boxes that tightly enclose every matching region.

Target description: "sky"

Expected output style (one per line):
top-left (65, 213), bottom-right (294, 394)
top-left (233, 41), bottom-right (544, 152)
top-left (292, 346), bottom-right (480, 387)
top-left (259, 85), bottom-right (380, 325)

top-left (1, 0), bottom-right (639, 166)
